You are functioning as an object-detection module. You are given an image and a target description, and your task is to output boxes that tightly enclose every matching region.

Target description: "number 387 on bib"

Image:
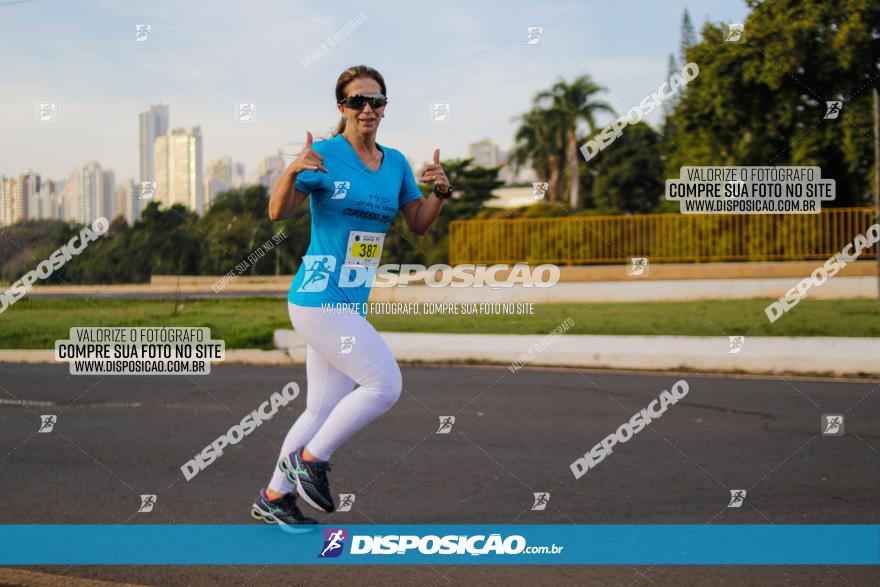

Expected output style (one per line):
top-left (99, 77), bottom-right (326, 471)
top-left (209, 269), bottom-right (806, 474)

top-left (344, 231), bottom-right (385, 268)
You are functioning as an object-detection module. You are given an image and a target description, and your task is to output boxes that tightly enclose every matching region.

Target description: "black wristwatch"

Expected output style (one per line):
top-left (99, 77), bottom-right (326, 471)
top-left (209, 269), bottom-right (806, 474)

top-left (433, 183), bottom-right (453, 199)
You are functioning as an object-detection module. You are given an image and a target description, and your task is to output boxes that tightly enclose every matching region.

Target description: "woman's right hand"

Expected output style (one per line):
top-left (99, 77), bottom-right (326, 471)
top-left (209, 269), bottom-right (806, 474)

top-left (289, 131), bottom-right (328, 174)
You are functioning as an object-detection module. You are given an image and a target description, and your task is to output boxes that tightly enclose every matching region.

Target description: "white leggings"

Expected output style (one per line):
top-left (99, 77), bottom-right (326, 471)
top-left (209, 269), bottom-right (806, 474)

top-left (268, 303), bottom-right (403, 494)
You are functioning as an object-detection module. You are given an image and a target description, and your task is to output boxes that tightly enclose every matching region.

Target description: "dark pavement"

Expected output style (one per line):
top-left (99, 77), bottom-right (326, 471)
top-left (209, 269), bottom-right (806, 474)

top-left (0, 363), bottom-right (878, 585)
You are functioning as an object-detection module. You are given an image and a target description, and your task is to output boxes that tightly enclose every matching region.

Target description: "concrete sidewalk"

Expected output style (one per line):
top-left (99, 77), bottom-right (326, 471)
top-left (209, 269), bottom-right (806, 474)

top-left (275, 330), bottom-right (880, 376)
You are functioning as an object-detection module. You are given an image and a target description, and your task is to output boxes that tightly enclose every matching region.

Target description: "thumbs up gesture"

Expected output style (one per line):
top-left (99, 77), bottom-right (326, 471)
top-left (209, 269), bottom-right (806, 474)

top-left (290, 131), bottom-right (328, 174)
top-left (418, 148), bottom-right (449, 195)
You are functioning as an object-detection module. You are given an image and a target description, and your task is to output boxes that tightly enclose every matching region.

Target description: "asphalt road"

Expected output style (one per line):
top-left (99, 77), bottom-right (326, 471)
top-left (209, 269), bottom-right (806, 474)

top-left (0, 363), bottom-right (878, 586)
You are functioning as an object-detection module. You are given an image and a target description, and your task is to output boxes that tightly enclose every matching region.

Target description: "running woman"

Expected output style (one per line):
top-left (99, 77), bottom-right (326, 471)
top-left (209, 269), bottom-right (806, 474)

top-left (251, 65), bottom-right (451, 526)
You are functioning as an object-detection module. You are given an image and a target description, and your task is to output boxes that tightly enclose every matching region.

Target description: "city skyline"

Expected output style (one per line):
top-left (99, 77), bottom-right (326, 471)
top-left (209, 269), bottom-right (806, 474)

top-left (0, 1), bottom-right (749, 181)
top-left (0, 120), bottom-right (531, 226)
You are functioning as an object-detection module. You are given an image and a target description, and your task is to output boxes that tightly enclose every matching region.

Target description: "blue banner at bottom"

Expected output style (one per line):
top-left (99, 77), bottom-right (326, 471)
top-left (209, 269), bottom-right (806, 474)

top-left (0, 525), bottom-right (877, 565)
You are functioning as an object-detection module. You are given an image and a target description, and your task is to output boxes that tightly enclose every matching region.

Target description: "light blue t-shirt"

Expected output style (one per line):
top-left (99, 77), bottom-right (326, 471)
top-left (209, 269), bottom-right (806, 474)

top-left (288, 133), bottom-right (423, 315)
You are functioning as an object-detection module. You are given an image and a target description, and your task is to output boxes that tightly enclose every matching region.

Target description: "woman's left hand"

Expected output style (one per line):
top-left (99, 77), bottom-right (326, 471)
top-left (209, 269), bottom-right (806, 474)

top-left (418, 148), bottom-right (449, 194)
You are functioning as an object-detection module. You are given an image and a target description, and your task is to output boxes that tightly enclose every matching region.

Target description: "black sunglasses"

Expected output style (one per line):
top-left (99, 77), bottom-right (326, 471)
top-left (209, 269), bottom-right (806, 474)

top-left (339, 93), bottom-right (388, 110)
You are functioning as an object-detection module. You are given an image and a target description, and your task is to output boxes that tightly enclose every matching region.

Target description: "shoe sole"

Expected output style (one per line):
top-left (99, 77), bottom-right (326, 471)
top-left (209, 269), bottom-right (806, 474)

top-left (250, 503), bottom-right (316, 532)
top-left (280, 454), bottom-right (335, 513)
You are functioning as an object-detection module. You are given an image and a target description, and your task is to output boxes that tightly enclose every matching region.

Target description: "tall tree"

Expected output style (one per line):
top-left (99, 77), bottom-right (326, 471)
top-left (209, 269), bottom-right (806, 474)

top-left (665, 3), bottom-right (875, 206)
top-left (680, 8), bottom-right (696, 63)
top-left (534, 75), bottom-right (615, 208)
top-left (509, 108), bottom-right (568, 201)
top-left (589, 122), bottom-right (665, 213)
top-left (749, 0), bottom-right (880, 303)
top-left (662, 53), bottom-right (681, 124)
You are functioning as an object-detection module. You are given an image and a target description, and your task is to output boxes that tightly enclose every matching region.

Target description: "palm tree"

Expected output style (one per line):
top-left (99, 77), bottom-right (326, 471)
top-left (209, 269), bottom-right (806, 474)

top-left (535, 75), bottom-right (615, 208)
top-left (509, 108), bottom-right (568, 201)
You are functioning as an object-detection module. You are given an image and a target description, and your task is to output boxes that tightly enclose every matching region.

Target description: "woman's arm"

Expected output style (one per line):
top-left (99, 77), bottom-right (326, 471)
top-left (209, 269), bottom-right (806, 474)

top-left (400, 148), bottom-right (449, 235)
top-left (268, 168), bottom-right (308, 221)
top-left (400, 193), bottom-right (444, 236)
top-left (268, 131), bottom-right (327, 221)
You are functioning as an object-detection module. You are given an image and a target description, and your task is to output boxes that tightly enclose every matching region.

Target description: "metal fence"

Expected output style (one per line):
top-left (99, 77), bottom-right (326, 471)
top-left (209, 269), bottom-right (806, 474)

top-left (448, 207), bottom-right (877, 265)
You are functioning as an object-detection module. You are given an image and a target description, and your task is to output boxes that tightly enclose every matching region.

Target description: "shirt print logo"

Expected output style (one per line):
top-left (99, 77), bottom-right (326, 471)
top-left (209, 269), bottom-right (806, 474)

top-left (332, 181), bottom-right (350, 200)
top-left (297, 255), bottom-right (337, 293)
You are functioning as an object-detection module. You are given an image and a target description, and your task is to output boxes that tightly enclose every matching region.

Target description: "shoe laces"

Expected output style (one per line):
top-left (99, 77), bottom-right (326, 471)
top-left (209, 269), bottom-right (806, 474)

top-left (313, 461), bottom-right (331, 487)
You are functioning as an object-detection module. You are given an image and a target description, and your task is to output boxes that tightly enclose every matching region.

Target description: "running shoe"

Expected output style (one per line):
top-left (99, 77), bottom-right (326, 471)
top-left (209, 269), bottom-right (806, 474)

top-left (280, 449), bottom-right (336, 513)
top-left (251, 489), bottom-right (318, 526)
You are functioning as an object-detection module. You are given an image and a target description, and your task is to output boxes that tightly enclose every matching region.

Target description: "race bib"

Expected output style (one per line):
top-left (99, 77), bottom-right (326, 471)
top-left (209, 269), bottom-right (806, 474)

top-left (344, 230), bottom-right (385, 267)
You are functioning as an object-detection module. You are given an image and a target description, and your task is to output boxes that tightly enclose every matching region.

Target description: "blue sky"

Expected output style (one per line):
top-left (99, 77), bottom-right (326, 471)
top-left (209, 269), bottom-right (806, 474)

top-left (0, 0), bottom-right (750, 181)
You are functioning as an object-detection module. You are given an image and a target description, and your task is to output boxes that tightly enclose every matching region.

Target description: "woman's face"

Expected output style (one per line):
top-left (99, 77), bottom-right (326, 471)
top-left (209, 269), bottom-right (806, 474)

top-left (338, 77), bottom-right (384, 136)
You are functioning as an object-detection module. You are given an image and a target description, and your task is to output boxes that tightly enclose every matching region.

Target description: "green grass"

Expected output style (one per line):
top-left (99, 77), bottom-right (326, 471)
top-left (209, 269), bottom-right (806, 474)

top-left (1, 297), bottom-right (878, 349)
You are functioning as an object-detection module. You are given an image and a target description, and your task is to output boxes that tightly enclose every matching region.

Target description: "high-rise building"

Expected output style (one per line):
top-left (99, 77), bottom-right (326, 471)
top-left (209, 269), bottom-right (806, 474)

top-left (21, 171), bottom-right (41, 220)
top-left (69, 162), bottom-right (115, 224)
top-left (1, 177), bottom-right (15, 226)
top-left (0, 175), bottom-right (6, 227)
top-left (204, 156), bottom-right (245, 209)
top-left (468, 138), bottom-right (501, 169)
top-left (98, 168), bottom-right (115, 220)
top-left (139, 104), bottom-right (169, 183)
top-left (153, 126), bottom-right (204, 214)
top-left (38, 179), bottom-right (61, 220)
top-left (2, 174), bottom-right (33, 225)
top-left (59, 178), bottom-right (76, 222)
top-left (115, 179), bottom-right (141, 224)
top-left (250, 150), bottom-right (285, 191)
